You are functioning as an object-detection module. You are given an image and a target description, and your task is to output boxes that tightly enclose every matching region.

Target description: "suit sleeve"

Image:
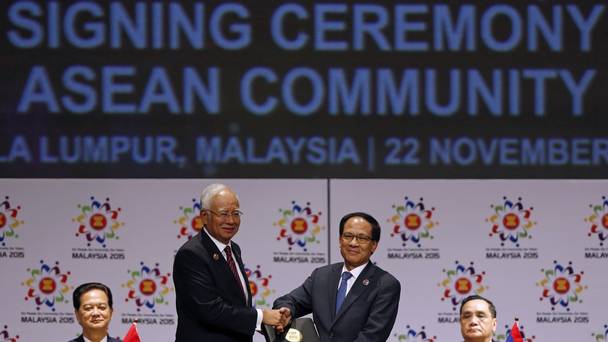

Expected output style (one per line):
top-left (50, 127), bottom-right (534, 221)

top-left (353, 274), bottom-right (401, 342)
top-left (272, 270), bottom-right (315, 319)
top-left (173, 247), bottom-right (257, 335)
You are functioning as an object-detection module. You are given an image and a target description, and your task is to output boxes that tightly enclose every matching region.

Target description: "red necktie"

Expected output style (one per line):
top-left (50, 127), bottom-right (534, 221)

top-left (225, 245), bottom-right (246, 301)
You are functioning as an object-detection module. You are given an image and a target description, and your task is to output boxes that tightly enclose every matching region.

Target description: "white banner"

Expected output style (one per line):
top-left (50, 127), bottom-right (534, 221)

top-left (1, 179), bottom-right (606, 341)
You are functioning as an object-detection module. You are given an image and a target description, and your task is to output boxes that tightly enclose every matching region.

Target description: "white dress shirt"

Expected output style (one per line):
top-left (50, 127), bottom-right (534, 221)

top-left (338, 262), bottom-right (368, 296)
top-left (203, 229), bottom-right (263, 330)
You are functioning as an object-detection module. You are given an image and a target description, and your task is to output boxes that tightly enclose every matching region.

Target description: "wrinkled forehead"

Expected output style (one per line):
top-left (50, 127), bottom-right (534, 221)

top-left (80, 289), bottom-right (109, 305)
top-left (344, 216), bottom-right (372, 232)
top-left (461, 299), bottom-right (492, 315)
top-left (210, 190), bottom-right (240, 209)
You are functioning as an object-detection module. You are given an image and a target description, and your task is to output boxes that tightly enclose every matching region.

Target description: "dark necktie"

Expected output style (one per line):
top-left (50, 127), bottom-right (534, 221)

top-left (335, 272), bottom-right (353, 313)
top-left (225, 245), bottom-right (246, 301)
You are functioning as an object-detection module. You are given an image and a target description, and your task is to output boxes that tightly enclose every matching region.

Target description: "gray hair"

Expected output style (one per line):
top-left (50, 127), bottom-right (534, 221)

top-left (200, 183), bottom-right (238, 209)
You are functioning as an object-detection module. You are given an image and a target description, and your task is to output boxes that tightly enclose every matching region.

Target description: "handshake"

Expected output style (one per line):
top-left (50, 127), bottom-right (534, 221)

top-left (262, 307), bottom-right (292, 333)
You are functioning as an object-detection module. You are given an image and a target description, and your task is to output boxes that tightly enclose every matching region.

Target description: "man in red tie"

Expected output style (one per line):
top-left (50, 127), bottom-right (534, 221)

top-left (173, 183), bottom-right (287, 342)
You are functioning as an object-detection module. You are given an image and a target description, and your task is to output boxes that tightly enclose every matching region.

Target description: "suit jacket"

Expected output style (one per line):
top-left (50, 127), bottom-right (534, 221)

top-left (67, 334), bottom-right (121, 342)
top-left (273, 262), bottom-right (401, 342)
top-left (173, 231), bottom-right (257, 342)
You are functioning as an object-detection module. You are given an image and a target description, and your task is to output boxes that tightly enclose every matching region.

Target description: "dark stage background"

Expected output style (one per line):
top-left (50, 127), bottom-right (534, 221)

top-left (1, 0), bottom-right (606, 178)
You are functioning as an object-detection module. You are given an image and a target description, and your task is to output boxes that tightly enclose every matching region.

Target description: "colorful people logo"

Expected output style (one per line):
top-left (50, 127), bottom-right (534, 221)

top-left (591, 324), bottom-right (608, 341)
top-left (175, 198), bottom-right (203, 239)
top-left (486, 196), bottom-right (536, 247)
top-left (22, 260), bottom-right (71, 312)
top-left (73, 196), bottom-right (124, 247)
top-left (0, 325), bottom-right (19, 342)
top-left (394, 325), bottom-right (436, 342)
top-left (388, 196), bottom-right (438, 247)
top-left (584, 196), bottom-right (608, 246)
top-left (274, 201), bottom-right (323, 251)
top-left (439, 261), bottom-right (488, 311)
top-left (245, 265), bottom-right (274, 307)
top-left (123, 262), bottom-right (172, 313)
top-left (537, 261), bottom-right (587, 311)
top-left (0, 196), bottom-right (24, 246)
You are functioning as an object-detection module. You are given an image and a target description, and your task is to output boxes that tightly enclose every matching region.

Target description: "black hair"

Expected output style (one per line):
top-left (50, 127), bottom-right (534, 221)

top-left (459, 294), bottom-right (497, 318)
top-left (339, 212), bottom-right (381, 242)
top-left (72, 282), bottom-right (113, 310)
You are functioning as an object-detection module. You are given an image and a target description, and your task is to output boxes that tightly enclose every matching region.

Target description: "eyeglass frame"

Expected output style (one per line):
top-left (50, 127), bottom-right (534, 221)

top-left (204, 209), bottom-right (244, 220)
top-left (340, 232), bottom-right (374, 244)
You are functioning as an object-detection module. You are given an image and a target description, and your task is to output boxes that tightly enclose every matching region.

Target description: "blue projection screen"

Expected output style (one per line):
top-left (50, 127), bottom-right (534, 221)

top-left (1, 1), bottom-right (607, 178)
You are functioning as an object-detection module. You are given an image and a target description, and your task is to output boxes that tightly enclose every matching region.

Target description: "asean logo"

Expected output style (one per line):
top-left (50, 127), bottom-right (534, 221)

top-left (174, 198), bottom-right (203, 240)
top-left (73, 196), bottom-right (124, 247)
top-left (496, 324), bottom-right (535, 342)
top-left (388, 196), bottom-right (438, 247)
top-left (537, 261), bottom-right (587, 311)
top-left (591, 324), bottom-right (608, 341)
top-left (22, 260), bottom-right (71, 312)
top-left (123, 262), bottom-right (172, 313)
top-left (439, 261), bottom-right (488, 311)
top-left (246, 265), bottom-right (275, 307)
top-left (0, 325), bottom-right (19, 342)
top-left (394, 325), bottom-right (436, 341)
top-left (584, 196), bottom-right (608, 246)
top-left (486, 196), bottom-right (536, 247)
top-left (0, 196), bottom-right (25, 247)
top-left (274, 201), bottom-right (323, 251)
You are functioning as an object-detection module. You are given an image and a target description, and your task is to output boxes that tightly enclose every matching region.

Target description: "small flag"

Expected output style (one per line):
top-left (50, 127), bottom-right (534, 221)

top-left (506, 319), bottom-right (523, 342)
top-left (123, 322), bottom-right (142, 342)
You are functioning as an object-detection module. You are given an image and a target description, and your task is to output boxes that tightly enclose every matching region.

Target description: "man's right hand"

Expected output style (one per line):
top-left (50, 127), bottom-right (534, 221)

top-left (262, 308), bottom-right (290, 326)
top-left (262, 308), bottom-right (292, 333)
top-left (275, 307), bottom-right (292, 333)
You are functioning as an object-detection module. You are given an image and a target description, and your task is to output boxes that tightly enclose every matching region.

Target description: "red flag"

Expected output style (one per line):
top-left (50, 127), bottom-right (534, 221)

top-left (506, 320), bottom-right (523, 342)
top-left (123, 322), bottom-right (142, 342)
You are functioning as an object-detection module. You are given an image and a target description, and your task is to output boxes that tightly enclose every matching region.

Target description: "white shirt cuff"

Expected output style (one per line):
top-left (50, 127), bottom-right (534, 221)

top-left (256, 308), bottom-right (263, 331)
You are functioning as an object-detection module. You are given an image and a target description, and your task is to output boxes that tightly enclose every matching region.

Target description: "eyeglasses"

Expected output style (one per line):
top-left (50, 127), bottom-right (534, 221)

top-left (341, 233), bottom-right (373, 244)
top-left (205, 209), bottom-right (244, 220)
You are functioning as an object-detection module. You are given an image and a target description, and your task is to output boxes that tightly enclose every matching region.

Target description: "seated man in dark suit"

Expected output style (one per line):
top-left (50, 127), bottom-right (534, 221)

top-left (273, 212), bottom-right (401, 342)
top-left (69, 282), bottom-right (120, 342)
top-left (459, 295), bottom-right (497, 342)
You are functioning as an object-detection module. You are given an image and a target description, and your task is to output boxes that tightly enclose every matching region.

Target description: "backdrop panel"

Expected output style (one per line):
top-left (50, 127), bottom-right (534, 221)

top-left (330, 179), bottom-right (608, 341)
top-left (1, 179), bottom-right (607, 341)
top-left (0, 179), bottom-right (328, 342)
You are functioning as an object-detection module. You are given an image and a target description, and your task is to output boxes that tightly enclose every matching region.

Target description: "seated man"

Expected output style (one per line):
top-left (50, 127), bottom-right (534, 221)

top-left (69, 282), bottom-right (120, 342)
top-left (459, 295), bottom-right (497, 342)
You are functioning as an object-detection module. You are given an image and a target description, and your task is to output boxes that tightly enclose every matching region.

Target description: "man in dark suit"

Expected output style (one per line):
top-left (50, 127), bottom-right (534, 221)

top-left (459, 295), bottom-right (497, 342)
top-left (69, 282), bottom-right (121, 342)
top-left (273, 212), bottom-right (401, 342)
top-left (173, 183), bottom-right (287, 342)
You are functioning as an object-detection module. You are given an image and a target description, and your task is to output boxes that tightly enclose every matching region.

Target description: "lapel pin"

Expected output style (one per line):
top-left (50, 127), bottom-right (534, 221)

top-left (362, 279), bottom-right (369, 286)
top-left (212, 253), bottom-right (220, 261)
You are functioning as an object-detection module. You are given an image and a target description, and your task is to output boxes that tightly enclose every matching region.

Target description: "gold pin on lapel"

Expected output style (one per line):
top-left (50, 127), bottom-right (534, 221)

top-left (362, 279), bottom-right (370, 286)
top-left (212, 253), bottom-right (220, 261)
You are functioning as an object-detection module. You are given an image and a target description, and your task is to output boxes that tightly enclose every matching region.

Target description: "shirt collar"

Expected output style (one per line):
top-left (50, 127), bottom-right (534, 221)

top-left (83, 335), bottom-right (107, 342)
top-left (341, 262), bottom-right (368, 281)
top-left (204, 228), bottom-right (231, 252)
